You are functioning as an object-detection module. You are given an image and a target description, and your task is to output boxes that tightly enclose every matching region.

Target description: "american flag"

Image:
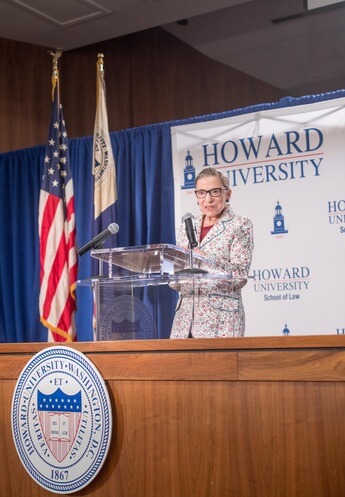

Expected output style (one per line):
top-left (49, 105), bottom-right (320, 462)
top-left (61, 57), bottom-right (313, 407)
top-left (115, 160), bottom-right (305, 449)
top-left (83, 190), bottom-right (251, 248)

top-left (39, 80), bottom-right (77, 342)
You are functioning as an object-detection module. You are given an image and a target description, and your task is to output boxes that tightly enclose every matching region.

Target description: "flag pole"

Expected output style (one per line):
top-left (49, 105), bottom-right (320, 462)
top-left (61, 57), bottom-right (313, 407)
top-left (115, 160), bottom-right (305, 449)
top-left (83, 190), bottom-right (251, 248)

top-left (39, 48), bottom-right (78, 342)
top-left (91, 52), bottom-right (118, 338)
top-left (97, 52), bottom-right (104, 74)
top-left (92, 52), bottom-right (117, 223)
top-left (96, 53), bottom-right (104, 109)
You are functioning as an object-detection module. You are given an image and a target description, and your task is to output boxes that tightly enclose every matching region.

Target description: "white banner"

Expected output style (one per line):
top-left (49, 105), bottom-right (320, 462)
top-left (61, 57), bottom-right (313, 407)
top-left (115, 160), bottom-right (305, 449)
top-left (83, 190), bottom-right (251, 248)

top-left (171, 98), bottom-right (345, 337)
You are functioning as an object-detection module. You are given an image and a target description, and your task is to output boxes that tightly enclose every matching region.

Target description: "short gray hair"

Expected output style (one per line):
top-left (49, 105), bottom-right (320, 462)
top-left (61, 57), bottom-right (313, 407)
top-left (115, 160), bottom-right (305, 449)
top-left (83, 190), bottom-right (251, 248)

top-left (195, 167), bottom-right (230, 190)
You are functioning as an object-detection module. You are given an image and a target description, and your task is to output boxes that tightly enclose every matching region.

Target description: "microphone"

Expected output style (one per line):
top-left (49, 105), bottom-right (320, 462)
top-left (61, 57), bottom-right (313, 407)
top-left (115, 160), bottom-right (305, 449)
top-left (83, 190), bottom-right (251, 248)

top-left (184, 214), bottom-right (198, 249)
top-left (78, 223), bottom-right (119, 256)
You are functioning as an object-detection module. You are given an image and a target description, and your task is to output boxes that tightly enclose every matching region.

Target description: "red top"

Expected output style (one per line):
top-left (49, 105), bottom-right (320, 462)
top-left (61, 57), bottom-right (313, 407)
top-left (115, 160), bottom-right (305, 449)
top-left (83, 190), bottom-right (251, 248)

top-left (200, 224), bottom-right (213, 242)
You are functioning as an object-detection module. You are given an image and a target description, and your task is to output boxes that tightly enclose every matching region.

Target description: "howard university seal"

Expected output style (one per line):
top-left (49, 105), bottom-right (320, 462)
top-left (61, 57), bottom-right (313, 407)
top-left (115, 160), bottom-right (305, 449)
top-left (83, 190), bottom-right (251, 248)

top-left (11, 346), bottom-right (112, 494)
top-left (98, 295), bottom-right (156, 340)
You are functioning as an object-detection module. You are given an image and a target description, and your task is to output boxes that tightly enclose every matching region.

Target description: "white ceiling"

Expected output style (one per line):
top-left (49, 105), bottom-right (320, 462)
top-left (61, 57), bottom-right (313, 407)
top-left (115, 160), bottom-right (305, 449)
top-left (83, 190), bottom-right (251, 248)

top-left (1, 0), bottom-right (345, 96)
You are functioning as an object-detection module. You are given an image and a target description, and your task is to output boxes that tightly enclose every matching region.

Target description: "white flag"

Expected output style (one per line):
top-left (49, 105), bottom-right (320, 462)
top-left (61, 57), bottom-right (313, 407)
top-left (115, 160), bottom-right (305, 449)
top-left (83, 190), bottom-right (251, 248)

top-left (92, 54), bottom-right (117, 220)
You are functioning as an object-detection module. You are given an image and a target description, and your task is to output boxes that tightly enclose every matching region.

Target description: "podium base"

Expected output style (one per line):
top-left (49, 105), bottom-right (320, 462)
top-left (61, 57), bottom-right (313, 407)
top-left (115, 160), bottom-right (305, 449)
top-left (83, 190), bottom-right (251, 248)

top-left (175, 268), bottom-right (209, 274)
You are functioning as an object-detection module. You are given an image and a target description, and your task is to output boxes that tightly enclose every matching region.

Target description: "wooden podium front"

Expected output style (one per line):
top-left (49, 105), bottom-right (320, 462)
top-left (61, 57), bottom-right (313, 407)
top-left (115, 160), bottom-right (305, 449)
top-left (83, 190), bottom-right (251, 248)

top-left (1, 336), bottom-right (345, 497)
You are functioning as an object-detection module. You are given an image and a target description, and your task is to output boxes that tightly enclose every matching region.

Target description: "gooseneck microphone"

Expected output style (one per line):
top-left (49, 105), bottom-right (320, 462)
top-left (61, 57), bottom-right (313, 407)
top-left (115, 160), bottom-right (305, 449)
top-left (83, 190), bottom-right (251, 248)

top-left (184, 214), bottom-right (198, 249)
top-left (78, 222), bottom-right (119, 256)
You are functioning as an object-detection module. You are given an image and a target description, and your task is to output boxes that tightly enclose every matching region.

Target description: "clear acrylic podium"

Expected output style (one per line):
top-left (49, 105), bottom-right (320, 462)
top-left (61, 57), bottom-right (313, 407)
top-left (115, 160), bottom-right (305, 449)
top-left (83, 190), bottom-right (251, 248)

top-left (77, 244), bottom-right (239, 340)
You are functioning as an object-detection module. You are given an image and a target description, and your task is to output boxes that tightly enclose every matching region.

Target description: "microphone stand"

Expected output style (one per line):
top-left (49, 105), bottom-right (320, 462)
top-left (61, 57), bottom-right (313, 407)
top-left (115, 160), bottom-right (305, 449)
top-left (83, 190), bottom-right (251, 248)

top-left (93, 240), bottom-right (106, 278)
top-left (176, 243), bottom-right (208, 275)
top-left (175, 219), bottom-right (208, 338)
top-left (98, 258), bottom-right (104, 278)
top-left (189, 244), bottom-right (194, 270)
top-left (175, 243), bottom-right (208, 339)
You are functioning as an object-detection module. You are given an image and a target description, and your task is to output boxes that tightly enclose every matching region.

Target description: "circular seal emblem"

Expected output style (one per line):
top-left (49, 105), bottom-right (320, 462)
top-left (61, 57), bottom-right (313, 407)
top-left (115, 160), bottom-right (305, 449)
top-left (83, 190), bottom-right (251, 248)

top-left (98, 295), bottom-right (156, 340)
top-left (11, 346), bottom-right (112, 494)
top-left (93, 129), bottom-right (111, 184)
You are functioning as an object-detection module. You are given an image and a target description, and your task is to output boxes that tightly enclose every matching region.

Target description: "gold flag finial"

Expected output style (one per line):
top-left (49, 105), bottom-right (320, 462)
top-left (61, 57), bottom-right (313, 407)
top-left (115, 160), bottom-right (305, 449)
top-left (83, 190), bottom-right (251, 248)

top-left (48, 48), bottom-right (63, 100)
top-left (97, 53), bottom-right (104, 73)
top-left (96, 53), bottom-right (105, 97)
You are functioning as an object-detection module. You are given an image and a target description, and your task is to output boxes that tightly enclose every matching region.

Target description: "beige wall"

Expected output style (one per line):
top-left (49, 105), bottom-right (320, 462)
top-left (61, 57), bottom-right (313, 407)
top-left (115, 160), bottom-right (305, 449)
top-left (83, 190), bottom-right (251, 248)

top-left (0, 27), bottom-right (284, 154)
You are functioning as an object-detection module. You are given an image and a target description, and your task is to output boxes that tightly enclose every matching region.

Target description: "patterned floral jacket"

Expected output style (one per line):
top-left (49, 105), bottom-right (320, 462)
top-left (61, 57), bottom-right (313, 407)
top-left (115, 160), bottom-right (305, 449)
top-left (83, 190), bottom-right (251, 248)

top-left (170, 204), bottom-right (254, 338)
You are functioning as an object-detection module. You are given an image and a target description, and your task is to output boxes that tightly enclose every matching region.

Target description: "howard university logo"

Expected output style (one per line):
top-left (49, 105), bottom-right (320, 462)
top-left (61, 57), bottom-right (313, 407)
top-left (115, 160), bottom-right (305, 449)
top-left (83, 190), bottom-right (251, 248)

top-left (37, 388), bottom-right (82, 462)
top-left (98, 295), bottom-right (156, 340)
top-left (11, 347), bottom-right (112, 494)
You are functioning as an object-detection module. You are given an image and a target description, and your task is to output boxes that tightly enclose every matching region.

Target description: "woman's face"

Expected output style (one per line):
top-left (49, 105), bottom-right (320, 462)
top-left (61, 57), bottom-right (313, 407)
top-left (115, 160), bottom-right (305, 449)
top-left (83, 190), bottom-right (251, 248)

top-left (195, 175), bottom-right (231, 219)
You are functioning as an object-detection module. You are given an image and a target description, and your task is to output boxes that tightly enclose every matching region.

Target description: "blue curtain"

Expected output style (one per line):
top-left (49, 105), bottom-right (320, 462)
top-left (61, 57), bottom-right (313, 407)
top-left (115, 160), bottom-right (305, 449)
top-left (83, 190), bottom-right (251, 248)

top-left (1, 90), bottom-right (344, 342)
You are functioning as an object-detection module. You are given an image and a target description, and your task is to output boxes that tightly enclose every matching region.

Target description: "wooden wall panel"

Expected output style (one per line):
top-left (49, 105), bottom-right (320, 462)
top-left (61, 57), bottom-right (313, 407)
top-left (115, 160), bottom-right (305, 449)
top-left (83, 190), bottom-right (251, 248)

top-left (60, 36), bottom-right (134, 140)
top-left (0, 28), bottom-right (285, 154)
top-left (129, 28), bottom-right (284, 128)
top-left (0, 39), bottom-right (51, 153)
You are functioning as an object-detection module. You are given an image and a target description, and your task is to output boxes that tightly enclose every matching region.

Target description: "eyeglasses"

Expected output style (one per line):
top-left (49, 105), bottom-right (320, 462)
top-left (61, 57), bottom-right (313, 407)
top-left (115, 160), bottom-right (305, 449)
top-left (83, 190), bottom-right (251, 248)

top-left (194, 188), bottom-right (228, 199)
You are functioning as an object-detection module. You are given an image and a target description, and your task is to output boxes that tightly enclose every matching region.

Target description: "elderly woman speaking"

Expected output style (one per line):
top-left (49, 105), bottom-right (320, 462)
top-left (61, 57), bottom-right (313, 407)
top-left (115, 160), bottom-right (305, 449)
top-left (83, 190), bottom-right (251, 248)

top-left (170, 167), bottom-right (254, 339)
